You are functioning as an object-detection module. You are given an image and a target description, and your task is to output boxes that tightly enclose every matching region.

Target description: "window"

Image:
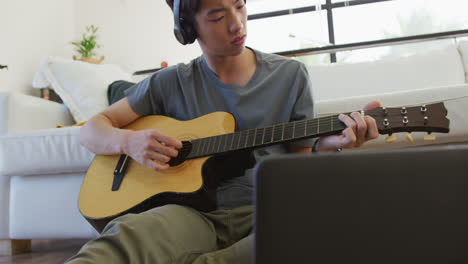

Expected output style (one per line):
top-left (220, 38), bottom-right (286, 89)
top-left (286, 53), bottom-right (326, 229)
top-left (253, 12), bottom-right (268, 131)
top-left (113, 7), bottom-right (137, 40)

top-left (246, 0), bottom-right (468, 64)
top-left (246, 0), bottom-right (328, 54)
top-left (247, 11), bottom-right (329, 54)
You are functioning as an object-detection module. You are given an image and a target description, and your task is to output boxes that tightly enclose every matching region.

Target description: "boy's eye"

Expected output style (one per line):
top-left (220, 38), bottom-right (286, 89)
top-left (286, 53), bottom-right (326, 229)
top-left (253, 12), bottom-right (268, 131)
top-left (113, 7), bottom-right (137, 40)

top-left (211, 16), bottom-right (224, 22)
top-left (238, 4), bottom-right (245, 9)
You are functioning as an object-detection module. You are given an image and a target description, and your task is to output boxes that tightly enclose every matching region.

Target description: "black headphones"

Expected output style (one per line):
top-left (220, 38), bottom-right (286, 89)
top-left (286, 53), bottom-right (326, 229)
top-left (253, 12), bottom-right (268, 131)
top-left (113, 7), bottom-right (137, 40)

top-left (173, 0), bottom-right (197, 45)
top-left (173, 0), bottom-right (246, 45)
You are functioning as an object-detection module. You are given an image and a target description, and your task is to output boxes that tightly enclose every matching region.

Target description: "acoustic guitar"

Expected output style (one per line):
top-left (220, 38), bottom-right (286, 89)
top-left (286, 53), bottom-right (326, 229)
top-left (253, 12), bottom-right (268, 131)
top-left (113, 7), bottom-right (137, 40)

top-left (79, 103), bottom-right (450, 232)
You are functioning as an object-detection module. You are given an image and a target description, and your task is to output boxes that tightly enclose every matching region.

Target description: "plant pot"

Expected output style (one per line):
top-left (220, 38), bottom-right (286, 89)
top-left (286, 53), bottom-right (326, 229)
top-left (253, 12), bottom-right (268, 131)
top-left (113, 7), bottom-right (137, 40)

top-left (73, 55), bottom-right (104, 64)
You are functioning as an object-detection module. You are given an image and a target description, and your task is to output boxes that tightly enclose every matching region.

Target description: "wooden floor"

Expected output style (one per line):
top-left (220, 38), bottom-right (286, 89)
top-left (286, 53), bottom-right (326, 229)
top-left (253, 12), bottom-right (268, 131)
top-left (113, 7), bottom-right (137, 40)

top-left (0, 239), bottom-right (89, 264)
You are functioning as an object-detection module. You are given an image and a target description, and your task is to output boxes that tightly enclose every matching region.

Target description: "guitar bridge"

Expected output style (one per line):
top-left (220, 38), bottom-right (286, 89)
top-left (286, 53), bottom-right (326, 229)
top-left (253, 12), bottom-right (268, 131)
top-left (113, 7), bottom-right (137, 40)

top-left (112, 154), bottom-right (130, 191)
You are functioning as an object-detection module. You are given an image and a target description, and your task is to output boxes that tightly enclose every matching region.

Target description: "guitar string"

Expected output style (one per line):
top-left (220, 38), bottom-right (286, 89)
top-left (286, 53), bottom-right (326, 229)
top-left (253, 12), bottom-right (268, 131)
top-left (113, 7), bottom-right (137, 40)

top-left (187, 111), bottom-right (433, 144)
top-left (180, 107), bottom-right (445, 153)
top-left (176, 105), bottom-right (446, 156)
top-left (187, 113), bottom-right (434, 146)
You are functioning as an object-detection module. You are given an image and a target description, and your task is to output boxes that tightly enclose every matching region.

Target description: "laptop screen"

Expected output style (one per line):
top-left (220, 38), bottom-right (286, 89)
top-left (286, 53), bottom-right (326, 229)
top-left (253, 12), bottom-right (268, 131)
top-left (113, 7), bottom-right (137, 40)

top-left (254, 145), bottom-right (468, 264)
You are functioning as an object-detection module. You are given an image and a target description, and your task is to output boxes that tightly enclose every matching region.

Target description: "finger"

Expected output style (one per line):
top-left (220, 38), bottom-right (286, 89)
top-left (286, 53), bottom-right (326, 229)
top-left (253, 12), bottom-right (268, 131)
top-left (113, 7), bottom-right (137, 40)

top-left (350, 112), bottom-right (367, 147)
top-left (363, 101), bottom-right (381, 111)
top-left (145, 151), bottom-right (171, 164)
top-left (340, 127), bottom-right (357, 148)
top-left (153, 132), bottom-right (183, 149)
top-left (145, 159), bottom-right (170, 171)
top-left (152, 141), bottom-right (179, 158)
top-left (339, 114), bottom-right (357, 136)
top-left (364, 115), bottom-right (379, 140)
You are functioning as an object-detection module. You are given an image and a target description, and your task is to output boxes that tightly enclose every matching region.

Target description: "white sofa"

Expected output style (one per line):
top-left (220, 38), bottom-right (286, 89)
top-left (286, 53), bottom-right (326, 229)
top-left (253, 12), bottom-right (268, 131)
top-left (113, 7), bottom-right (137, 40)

top-left (1, 41), bottom-right (468, 254)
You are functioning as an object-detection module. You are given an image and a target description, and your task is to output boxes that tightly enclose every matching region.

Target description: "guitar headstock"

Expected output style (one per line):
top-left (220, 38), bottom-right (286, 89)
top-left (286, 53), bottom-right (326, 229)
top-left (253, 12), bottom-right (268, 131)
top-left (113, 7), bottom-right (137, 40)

top-left (367, 102), bottom-right (450, 136)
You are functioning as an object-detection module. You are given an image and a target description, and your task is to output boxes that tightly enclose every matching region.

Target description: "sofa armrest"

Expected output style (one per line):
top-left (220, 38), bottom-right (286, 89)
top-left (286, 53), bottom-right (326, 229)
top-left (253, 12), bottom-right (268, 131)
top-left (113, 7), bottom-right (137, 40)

top-left (0, 92), bottom-right (74, 135)
top-left (0, 127), bottom-right (94, 177)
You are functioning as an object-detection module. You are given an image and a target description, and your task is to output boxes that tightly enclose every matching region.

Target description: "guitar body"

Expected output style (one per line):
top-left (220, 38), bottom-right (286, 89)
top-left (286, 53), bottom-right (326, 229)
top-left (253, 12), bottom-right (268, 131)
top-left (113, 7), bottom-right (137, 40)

top-left (78, 112), bottom-right (236, 232)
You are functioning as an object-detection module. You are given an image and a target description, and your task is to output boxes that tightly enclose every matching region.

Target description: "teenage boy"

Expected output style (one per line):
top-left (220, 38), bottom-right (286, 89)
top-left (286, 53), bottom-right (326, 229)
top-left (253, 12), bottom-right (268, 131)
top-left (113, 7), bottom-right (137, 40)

top-left (66, 0), bottom-right (380, 263)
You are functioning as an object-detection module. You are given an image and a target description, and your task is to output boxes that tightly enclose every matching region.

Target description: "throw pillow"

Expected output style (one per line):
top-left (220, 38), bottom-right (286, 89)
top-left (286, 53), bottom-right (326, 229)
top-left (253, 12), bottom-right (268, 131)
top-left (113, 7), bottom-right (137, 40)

top-left (33, 56), bottom-right (134, 123)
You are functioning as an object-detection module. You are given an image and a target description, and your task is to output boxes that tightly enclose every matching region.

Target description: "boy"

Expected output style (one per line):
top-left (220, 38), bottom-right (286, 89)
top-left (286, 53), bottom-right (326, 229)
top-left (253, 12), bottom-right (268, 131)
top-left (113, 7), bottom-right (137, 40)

top-left (67, 0), bottom-right (380, 263)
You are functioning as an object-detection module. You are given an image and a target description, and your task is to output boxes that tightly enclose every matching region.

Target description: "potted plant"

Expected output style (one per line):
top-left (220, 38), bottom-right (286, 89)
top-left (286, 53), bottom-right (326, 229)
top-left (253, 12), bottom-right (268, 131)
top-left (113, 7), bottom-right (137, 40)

top-left (70, 25), bottom-right (104, 64)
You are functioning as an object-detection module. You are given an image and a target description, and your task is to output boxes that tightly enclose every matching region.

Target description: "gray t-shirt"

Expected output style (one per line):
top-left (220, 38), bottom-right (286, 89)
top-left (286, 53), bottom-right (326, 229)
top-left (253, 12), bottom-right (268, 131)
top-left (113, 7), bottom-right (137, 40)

top-left (125, 48), bottom-right (315, 209)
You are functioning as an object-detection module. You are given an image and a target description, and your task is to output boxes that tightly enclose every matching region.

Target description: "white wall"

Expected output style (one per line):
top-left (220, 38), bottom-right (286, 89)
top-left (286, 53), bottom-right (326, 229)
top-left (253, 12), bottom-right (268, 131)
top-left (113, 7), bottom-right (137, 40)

top-left (0, 0), bottom-right (202, 95)
top-left (0, 0), bottom-right (75, 95)
top-left (73, 0), bottom-right (202, 74)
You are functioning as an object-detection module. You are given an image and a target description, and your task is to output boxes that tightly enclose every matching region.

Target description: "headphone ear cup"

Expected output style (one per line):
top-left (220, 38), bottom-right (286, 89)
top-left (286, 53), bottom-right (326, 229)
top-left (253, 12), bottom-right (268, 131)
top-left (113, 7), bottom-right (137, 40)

top-left (180, 19), bottom-right (197, 44)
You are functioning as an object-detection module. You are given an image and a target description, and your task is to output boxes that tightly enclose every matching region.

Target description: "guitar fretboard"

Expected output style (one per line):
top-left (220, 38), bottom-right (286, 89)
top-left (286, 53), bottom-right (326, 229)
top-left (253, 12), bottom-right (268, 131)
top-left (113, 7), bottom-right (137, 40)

top-left (186, 114), bottom-right (346, 159)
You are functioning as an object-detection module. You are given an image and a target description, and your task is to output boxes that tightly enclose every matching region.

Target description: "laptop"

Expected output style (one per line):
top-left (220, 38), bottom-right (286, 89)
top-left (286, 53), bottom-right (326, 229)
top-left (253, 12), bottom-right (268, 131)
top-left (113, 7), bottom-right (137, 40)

top-left (254, 145), bottom-right (468, 264)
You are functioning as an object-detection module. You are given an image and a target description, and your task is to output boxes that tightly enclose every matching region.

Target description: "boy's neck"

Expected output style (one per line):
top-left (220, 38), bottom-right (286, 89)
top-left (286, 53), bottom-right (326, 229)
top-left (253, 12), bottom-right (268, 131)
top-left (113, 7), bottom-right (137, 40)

top-left (203, 47), bottom-right (256, 86)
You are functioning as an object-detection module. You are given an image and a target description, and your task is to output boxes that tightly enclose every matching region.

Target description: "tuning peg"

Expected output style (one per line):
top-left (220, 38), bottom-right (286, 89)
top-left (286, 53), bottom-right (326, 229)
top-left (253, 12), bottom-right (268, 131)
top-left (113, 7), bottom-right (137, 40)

top-left (406, 133), bottom-right (414, 142)
top-left (385, 135), bottom-right (397, 143)
top-left (424, 133), bottom-right (436, 142)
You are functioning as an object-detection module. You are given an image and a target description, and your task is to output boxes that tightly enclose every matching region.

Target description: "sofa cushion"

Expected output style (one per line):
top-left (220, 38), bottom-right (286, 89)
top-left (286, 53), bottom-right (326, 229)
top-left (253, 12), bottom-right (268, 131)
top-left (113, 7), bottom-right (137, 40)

top-left (0, 92), bottom-right (74, 136)
top-left (10, 173), bottom-right (99, 239)
top-left (315, 84), bottom-right (468, 150)
top-left (308, 43), bottom-right (466, 101)
top-left (32, 56), bottom-right (134, 123)
top-left (0, 127), bottom-right (94, 177)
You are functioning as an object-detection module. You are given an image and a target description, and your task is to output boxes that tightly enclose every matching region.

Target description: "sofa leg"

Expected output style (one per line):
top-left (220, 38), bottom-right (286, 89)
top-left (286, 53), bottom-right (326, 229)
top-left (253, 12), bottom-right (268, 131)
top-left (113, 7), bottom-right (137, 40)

top-left (0, 239), bottom-right (32, 256)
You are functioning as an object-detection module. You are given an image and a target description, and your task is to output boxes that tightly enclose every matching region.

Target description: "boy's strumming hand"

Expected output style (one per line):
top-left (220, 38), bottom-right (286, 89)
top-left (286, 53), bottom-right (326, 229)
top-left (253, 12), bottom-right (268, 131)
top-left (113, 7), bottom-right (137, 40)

top-left (124, 129), bottom-right (183, 171)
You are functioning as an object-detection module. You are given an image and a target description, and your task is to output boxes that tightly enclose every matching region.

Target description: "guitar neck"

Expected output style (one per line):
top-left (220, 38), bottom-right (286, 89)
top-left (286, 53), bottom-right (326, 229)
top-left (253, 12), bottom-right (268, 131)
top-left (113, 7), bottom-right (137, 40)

top-left (186, 114), bottom-right (346, 159)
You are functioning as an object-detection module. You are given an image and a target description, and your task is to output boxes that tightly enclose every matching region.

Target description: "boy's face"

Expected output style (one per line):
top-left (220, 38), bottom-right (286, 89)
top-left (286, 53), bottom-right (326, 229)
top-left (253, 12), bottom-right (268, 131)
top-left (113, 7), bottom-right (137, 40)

top-left (194, 0), bottom-right (247, 57)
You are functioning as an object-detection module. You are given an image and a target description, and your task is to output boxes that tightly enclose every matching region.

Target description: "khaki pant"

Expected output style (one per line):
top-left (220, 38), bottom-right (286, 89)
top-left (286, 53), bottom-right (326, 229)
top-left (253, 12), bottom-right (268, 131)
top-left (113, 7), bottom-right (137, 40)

top-left (66, 205), bottom-right (254, 264)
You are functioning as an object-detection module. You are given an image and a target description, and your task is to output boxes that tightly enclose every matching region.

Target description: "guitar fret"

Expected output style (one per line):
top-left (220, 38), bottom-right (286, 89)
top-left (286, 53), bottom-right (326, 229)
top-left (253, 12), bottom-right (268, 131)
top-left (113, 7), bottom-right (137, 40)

top-left (306, 119), bottom-right (317, 136)
top-left (210, 136), bottom-right (217, 154)
top-left (209, 136), bottom-right (215, 154)
top-left (200, 138), bottom-right (207, 155)
top-left (246, 129), bottom-right (255, 147)
top-left (294, 120), bottom-right (306, 139)
top-left (216, 135), bottom-right (222, 153)
top-left (270, 126), bottom-right (274, 143)
top-left (283, 123), bottom-right (294, 140)
top-left (256, 128), bottom-right (264, 146)
top-left (252, 128), bottom-right (258, 146)
top-left (221, 134), bottom-right (229, 152)
top-left (224, 134), bottom-right (230, 152)
top-left (191, 140), bottom-right (199, 156)
top-left (239, 130), bottom-right (247, 149)
top-left (233, 132), bottom-right (240, 150)
top-left (292, 122), bottom-right (296, 139)
top-left (261, 128), bottom-right (266, 144)
top-left (273, 124), bottom-right (283, 142)
top-left (263, 126), bottom-right (273, 144)
top-left (281, 124), bottom-right (285, 140)
top-left (318, 118), bottom-right (320, 134)
top-left (210, 136), bottom-right (216, 154)
top-left (222, 134), bottom-right (227, 152)
top-left (304, 120), bottom-right (308, 137)
top-left (214, 136), bottom-right (219, 153)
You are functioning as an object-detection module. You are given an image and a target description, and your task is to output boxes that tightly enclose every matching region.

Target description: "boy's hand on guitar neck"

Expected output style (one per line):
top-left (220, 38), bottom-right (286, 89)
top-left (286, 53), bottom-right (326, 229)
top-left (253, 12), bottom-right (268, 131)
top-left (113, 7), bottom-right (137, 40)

top-left (124, 129), bottom-right (183, 171)
top-left (315, 101), bottom-right (381, 152)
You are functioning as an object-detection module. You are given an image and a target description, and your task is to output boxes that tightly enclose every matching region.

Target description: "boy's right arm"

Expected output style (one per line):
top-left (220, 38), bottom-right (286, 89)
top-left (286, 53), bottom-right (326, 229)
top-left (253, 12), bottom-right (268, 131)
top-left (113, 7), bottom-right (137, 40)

top-left (80, 98), bottom-right (182, 171)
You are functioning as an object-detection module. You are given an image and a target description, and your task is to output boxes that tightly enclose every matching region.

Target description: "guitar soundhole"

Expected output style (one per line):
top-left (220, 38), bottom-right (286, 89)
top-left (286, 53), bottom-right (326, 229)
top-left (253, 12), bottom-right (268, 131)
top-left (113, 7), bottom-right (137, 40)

top-left (168, 141), bottom-right (192, 167)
